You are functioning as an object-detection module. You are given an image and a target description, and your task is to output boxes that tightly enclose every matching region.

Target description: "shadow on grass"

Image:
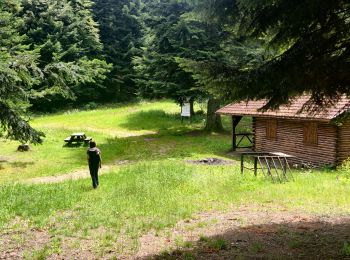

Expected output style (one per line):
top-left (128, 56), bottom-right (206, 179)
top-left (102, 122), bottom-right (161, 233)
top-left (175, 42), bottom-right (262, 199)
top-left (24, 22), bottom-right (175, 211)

top-left (31, 100), bottom-right (141, 116)
top-left (147, 219), bottom-right (350, 259)
top-left (95, 129), bottom-right (239, 165)
top-left (0, 159), bottom-right (35, 171)
top-left (0, 158), bottom-right (8, 170)
top-left (56, 110), bottom-right (238, 167)
top-left (119, 110), bottom-right (206, 132)
top-left (9, 161), bottom-right (35, 168)
top-left (62, 143), bottom-right (88, 148)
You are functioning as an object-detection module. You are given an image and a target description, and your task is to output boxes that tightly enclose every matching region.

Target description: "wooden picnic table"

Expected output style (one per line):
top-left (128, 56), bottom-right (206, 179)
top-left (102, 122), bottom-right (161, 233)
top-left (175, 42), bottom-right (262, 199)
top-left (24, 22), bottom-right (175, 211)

top-left (64, 133), bottom-right (92, 145)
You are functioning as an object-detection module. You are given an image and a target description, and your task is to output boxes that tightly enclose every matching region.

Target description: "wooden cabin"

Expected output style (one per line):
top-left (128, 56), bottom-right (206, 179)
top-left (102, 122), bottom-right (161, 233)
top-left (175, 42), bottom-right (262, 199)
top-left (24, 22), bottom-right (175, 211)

top-left (217, 95), bottom-right (350, 167)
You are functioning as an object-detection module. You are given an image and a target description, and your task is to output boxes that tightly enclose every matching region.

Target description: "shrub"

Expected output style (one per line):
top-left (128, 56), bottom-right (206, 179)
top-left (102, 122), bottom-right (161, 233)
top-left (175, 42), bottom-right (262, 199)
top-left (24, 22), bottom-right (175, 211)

top-left (84, 102), bottom-right (98, 110)
top-left (342, 241), bottom-right (350, 256)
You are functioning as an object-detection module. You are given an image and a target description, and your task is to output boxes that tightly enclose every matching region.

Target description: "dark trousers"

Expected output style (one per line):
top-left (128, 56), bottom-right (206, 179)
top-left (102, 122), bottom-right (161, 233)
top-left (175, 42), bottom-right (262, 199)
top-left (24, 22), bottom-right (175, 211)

top-left (89, 163), bottom-right (99, 188)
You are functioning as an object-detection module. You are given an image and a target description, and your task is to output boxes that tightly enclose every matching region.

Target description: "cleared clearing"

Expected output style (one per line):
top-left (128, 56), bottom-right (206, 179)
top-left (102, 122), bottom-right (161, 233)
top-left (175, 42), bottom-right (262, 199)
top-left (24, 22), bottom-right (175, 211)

top-left (1, 101), bottom-right (350, 259)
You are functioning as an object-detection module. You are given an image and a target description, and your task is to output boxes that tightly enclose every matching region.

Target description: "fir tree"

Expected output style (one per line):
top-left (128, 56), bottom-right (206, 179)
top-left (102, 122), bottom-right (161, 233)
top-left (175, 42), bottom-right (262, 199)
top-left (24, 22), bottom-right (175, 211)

top-left (92, 0), bottom-right (143, 101)
top-left (20, 0), bottom-right (111, 111)
top-left (190, 0), bottom-right (350, 108)
top-left (134, 0), bottom-right (198, 106)
top-left (135, 0), bottom-right (227, 130)
top-left (0, 0), bottom-right (44, 143)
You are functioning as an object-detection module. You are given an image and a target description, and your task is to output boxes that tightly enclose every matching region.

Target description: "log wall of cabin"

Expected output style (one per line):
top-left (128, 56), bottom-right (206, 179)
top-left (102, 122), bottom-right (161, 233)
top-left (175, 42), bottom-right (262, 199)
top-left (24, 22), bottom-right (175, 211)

top-left (337, 118), bottom-right (350, 164)
top-left (253, 117), bottom-right (338, 166)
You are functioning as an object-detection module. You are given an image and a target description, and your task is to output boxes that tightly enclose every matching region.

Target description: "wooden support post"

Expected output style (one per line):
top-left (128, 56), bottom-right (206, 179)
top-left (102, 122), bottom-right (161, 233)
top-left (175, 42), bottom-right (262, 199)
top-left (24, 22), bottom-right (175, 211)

top-left (254, 158), bottom-right (258, 176)
top-left (232, 116), bottom-right (243, 151)
top-left (232, 117), bottom-right (237, 151)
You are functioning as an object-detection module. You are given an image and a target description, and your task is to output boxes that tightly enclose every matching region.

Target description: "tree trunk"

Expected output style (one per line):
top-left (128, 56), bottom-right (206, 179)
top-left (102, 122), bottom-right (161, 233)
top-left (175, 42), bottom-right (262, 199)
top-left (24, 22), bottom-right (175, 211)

top-left (205, 98), bottom-right (223, 132)
top-left (189, 98), bottom-right (195, 116)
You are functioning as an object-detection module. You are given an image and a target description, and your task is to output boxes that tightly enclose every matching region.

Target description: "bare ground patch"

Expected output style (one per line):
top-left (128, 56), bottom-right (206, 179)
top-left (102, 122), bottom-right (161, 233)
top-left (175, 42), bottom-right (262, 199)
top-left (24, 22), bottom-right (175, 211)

top-left (0, 218), bottom-right (51, 259)
top-left (186, 158), bottom-right (235, 166)
top-left (134, 206), bottom-right (350, 259)
top-left (2, 206), bottom-right (350, 259)
top-left (0, 217), bottom-right (135, 260)
top-left (24, 166), bottom-right (112, 184)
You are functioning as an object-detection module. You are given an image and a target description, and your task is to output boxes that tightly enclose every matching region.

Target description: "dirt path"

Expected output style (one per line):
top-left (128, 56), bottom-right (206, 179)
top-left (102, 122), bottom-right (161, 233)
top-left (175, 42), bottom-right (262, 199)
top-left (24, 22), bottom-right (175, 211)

top-left (24, 160), bottom-right (132, 184)
top-left (25, 166), bottom-right (110, 184)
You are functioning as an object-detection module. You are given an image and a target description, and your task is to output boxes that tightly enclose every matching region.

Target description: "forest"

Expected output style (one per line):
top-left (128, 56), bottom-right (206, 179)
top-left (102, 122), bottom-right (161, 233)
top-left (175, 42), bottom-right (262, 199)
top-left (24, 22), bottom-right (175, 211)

top-left (1, 0), bottom-right (349, 143)
top-left (1, 0), bottom-right (350, 258)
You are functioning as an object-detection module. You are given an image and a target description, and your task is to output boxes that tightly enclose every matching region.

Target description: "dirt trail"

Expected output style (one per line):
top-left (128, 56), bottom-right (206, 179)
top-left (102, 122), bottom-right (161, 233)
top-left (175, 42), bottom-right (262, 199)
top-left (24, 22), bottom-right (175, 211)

top-left (24, 160), bottom-right (131, 184)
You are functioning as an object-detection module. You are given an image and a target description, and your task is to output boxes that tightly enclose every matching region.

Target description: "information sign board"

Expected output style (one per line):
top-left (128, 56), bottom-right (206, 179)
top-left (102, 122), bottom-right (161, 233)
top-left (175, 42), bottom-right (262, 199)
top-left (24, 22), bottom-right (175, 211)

top-left (181, 103), bottom-right (191, 117)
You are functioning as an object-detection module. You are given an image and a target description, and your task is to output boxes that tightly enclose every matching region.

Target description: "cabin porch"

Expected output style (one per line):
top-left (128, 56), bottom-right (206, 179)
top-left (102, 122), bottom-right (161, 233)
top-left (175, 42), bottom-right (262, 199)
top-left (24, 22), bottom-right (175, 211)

top-left (230, 116), bottom-right (254, 151)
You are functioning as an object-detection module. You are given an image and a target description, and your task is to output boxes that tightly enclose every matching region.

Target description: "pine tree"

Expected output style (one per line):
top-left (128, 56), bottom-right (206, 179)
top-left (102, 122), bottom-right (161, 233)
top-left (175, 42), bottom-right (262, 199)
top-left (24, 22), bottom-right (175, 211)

top-left (0, 0), bottom-right (44, 143)
top-left (134, 0), bottom-right (198, 106)
top-left (189, 0), bottom-right (350, 108)
top-left (19, 0), bottom-right (111, 111)
top-left (92, 0), bottom-right (143, 101)
top-left (135, 0), bottom-right (226, 130)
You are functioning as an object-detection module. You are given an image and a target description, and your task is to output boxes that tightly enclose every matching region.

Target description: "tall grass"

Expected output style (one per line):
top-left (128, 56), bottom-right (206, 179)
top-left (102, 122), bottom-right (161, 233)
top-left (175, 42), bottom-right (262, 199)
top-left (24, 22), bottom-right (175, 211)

top-left (1, 161), bottom-right (349, 235)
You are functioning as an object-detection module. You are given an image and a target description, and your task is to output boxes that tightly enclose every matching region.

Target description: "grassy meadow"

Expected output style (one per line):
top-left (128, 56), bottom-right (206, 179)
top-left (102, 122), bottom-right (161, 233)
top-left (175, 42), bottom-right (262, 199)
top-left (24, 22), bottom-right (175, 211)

top-left (1, 100), bottom-right (350, 258)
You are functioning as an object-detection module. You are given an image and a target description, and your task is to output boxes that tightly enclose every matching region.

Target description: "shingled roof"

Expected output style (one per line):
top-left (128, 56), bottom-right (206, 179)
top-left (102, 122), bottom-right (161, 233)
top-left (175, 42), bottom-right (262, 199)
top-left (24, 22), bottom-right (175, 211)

top-left (217, 95), bottom-right (350, 122)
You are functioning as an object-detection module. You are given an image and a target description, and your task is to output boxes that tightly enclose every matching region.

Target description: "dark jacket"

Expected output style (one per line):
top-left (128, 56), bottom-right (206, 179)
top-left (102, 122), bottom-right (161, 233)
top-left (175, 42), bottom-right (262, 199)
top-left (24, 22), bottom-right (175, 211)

top-left (87, 147), bottom-right (101, 165)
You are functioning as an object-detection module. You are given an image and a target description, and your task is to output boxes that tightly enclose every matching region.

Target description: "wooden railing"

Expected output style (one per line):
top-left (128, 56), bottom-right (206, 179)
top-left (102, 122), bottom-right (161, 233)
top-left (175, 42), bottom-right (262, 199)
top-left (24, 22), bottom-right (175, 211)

top-left (234, 133), bottom-right (253, 150)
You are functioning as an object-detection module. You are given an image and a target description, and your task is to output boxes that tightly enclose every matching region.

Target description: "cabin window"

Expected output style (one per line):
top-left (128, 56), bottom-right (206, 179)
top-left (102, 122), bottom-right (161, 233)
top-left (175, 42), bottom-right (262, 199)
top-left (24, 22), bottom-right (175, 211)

top-left (303, 122), bottom-right (318, 145)
top-left (266, 120), bottom-right (277, 140)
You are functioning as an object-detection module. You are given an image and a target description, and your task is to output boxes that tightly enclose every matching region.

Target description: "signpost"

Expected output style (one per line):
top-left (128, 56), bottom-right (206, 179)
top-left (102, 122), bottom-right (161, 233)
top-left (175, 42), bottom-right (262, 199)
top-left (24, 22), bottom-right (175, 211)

top-left (181, 101), bottom-right (192, 123)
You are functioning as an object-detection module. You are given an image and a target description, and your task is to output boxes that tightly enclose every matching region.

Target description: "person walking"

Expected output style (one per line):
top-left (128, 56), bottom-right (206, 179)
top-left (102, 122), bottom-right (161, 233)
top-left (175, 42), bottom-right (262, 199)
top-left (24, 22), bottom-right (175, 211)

top-left (87, 141), bottom-right (101, 189)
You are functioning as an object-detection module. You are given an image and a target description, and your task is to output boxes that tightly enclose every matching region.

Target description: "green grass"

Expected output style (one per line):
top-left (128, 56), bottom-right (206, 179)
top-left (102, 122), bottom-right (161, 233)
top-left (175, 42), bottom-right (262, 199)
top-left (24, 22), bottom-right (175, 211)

top-left (207, 238), bottom-right (228, 251)
top-left (1, 100), bottom-right (350, 256)
top-left (0, 100), bottom-right (236, 182)
top-left (2, 163), bottom-right (349, 231)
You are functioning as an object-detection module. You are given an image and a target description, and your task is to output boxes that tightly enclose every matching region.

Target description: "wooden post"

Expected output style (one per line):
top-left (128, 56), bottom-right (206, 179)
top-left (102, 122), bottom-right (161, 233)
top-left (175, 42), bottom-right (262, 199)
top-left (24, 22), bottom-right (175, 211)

top-left (254, 158), bottom-right (258, 176)
top-left (232, 116), bottom-right (243, 151)
top-left (232, 129), bottom-right (236, 151)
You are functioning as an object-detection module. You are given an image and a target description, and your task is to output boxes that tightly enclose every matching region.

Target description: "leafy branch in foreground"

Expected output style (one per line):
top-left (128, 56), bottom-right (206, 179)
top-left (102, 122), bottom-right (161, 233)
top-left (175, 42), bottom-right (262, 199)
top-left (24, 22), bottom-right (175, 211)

top-left (0, 102), bottom-right (44, 144)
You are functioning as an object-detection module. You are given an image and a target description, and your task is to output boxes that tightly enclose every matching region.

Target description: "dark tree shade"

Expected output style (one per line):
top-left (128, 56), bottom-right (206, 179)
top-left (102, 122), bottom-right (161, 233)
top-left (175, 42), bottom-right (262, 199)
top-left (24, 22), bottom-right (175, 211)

top-left (190, 0), bottom-right (350, 108)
